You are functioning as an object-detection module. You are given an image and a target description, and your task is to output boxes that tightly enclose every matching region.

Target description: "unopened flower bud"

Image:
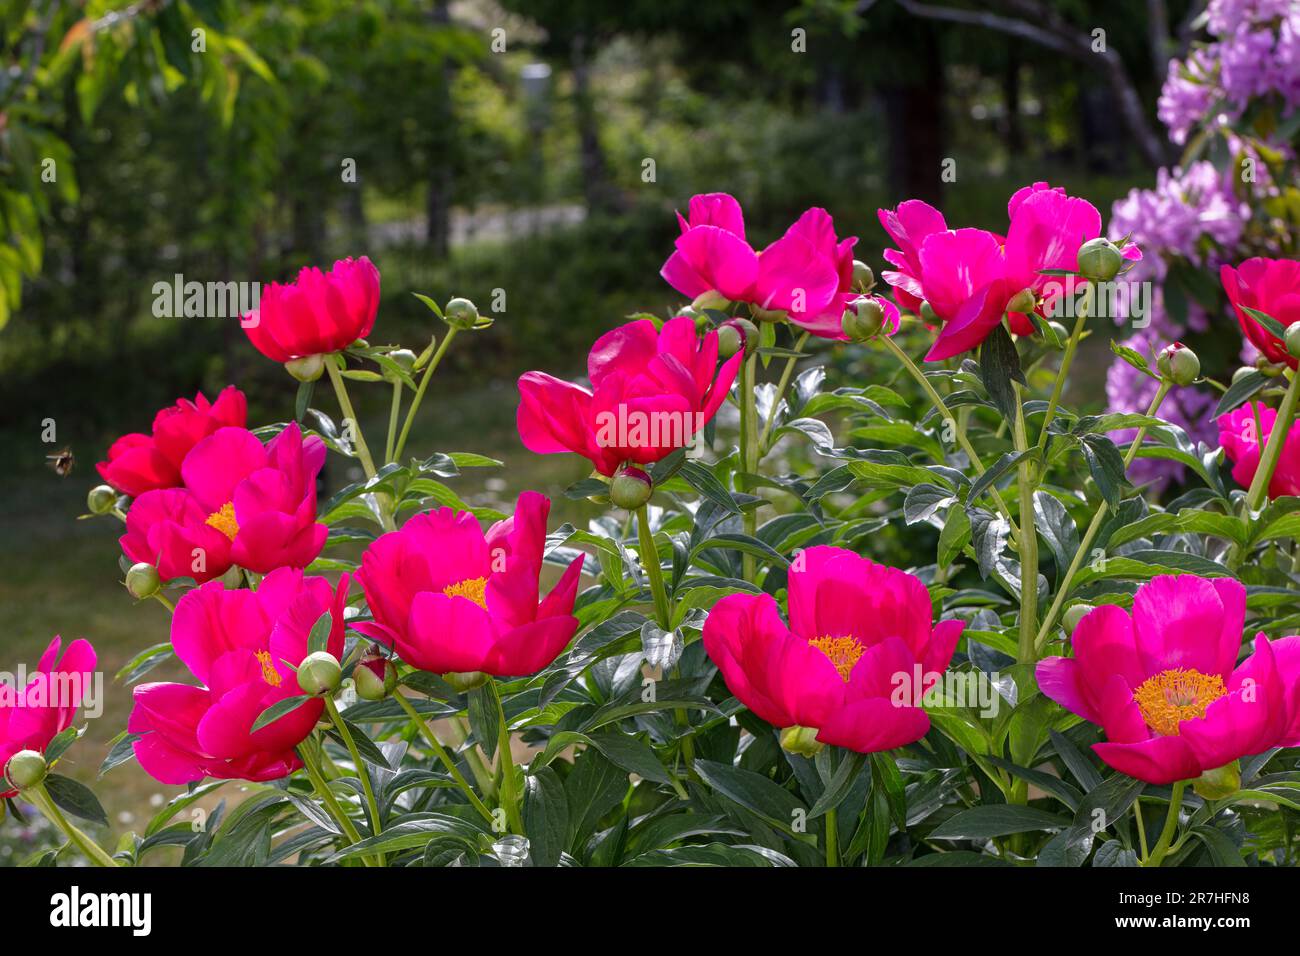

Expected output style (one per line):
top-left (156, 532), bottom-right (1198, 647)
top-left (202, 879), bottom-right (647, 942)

top-left (852, 259), bottom-right (875, 292)
top-left (1006, 287), bottom-right (1037, 315)
top-left (297, 651), bottom-right (342, 696)
top-left (1232, 366), bottom-right (1256, 385)
top-left (444, 670), bottom-right (489, 693)
top-left (1257, 356), bottom-right (1286, 377)
top-left (218, 564), bottom-right (245, 589)
top-left (354, 647), bottom-right (398, 701)
top-left (609, 466), bottom-right (653, 511)
top-left (750, 306), bottom-right (788, 323)
top-left (1285, 324), bottom-right (1300, 360)
top-left (841, 296), bottom-right (886, 342)
top-left (4, 750), bottom-right (47, 790)
top-left (691, 290), bottom-right (731, 313)
top-left (779, 724), bottom-right (824, 757)
top-left (1077, 237), bottom-right (1123, 283)
top-left (919, 301), bottom-right (938, 325)
top-left (1157, 342), bottom-right (1200, 386)
top-left (444, 297), bottom-right (480, 330)
top-left (1192, 761), bottom-right (1241, 801)
top-left (1048, 321), bottom-right (1069, 345)
top-left (718, 318), bottom-right (758, 359)
top-left (125, 562), bottom-right (161, 600)
top-left (1062, 603), bottom-right (1093, 636)
top-left (285, 354), bottom-right (325, 382)
top-left (384, 348), bottom-right (417, 382)
top-left (87, 484), bottom-right (117, 515)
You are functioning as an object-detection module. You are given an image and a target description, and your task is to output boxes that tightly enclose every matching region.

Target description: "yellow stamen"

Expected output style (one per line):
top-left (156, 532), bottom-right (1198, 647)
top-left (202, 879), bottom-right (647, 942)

top-left (205, 501), bottom-right (239, 541)
top-left (254, 649), bottom-right (281, 688)
top-left (808, 635), bottom-right (865, 682)
top-left (443, 576), bottom-right (488, 609)
top-left (1132, 668), bottom-right (1227, 736)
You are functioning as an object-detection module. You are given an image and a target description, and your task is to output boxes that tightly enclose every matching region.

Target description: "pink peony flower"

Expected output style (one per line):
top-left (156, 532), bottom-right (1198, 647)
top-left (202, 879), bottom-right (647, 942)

top-left (1221, 257), bottom-right (1300, 369)
top-left (1217, 401), bottom-right (1300, 499)
top-left (878, 199), bottom-right (948, 316)
top-left (97, 386), bottom-right (247, 497)
top-left (354, 491), bottom-right (584, 677)
top-left (0, 637), bottom-right (97, 799)
top-left (701, 546), bottom-right (964, 753)
top-left (129, 569), bottom-right (348, 784)
top-left (120, 423), bottom-right (328, 582)
top-left (243, 256), bottom-right (381, 362)
top-left (918, 228), bottom-right (1011, 361)
top-left (517, 316), bottom-right (741, 476)
top-left (660, 193), bottom-right (761, 303)
top-left (1037, 575), bottom-right (1300, 784)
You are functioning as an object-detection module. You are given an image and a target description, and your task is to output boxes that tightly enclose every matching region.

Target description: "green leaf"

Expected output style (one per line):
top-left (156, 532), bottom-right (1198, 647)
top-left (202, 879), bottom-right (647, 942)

top-left (928, 804), bottom-right (1068, 840)
top-left (1079, 434), bottom-right (1126, 506)
top-left (307, 610), bottom-right (333, 655)
top-left (98, 731), bottom-right (142, 777)
top-left (1241, 304), bottom-right (1287, 340)
top-left (1214, 369), bottom-right (1270, 417)
top-left (523, 768), bottom-right (570, 867)
top-left (43, 773), bottom-right (109, 826)
top-left (295, 379), bottom-right (314, 423)
top-left (807, 751), bottom-right (868, 819)
top-left (693, 759), bottom-right (804, 833)
top-left (938, 506), bottom-right (972, 569)
top-left (251, 695), bottom-right (313, 733)
top-left (978, 323), bottom-right (1025, 419)
top-left (677, 461), bottom-right (740, 514)
top-left (467, 681), bottom-right (501, 761)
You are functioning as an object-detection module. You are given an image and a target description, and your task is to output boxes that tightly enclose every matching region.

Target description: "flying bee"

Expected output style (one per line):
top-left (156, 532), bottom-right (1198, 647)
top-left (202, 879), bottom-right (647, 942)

top-left (45, 447), bottom-right (75, 477)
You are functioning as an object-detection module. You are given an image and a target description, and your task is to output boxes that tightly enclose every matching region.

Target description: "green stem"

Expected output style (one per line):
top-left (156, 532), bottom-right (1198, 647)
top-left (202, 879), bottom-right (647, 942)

top-left (393, 693), bottom-right (495, 825)
top-left (739, 353), bottom-right (759, 581)
top-left (758, 331), bottom-right (810, 453)
top-left (1012, 384), bottom-right (1039, 663)
top-left (494, 690), bottom-right (524, 835)
top-left (1133, 798), bottom-right (1150, 859)
top-left (30, 784), bottom-right (118, 867)
top-left (1035, 285), bottom-right (1090, 451)
top-left (1142, 781), bottom-right (1186, 867)
top-left (879, 334), bottom-right (1021, 540)
top-left (325, 358), bottom-right (378, 479)
top-left (152, 592), bottom-right (175, 613)
top-left (296, 739), bottom-right (373, 864)
top-left (384, 380), bottom-right (402, 465)
top-left (323, 696), bottom-right (384, 864)
top-left (1244, 369), bottom-right (1300, 515)
top-left (448, 716), bottom-right (496, 796)
top-left (635, 504), bottom-right (672, 629)
top-left (1035, 380), bottom-right (1174, 652)
top-left (393, 328), bottom-right (459, 462)
top-left (825, 807), bottom-right (839, 867)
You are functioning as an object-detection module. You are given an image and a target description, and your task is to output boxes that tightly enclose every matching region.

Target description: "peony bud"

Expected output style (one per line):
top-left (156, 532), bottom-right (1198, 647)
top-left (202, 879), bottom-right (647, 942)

top-left (125, 562), bottom-right (161, 600)
top-left (841, 296), bottom-right (886, 342)
top-left (444, 297), bottom-right (480, 330)
top-left (692, 290), bottom-right (731, 313)
top-left (750, 306), bottom-right (788, 323)
top-left (718, 318), bottom-right (758, 359)
top-left (87, 484), bottom-right (118, 515)
top-left (285, 354), bottom-right (325, 383)
top-left (609, 466), bottom-right (653, 511)
top-left (779, 725), bottom-right (824, 757)
top-left (444, 670), bottom-right (489, 693)
top-left (297, 651), bottom-right (342, 696)
top-left (218, 564), bottom-right (245, 589)
top-left (1192, 761), bottom-right (1241, 801)
top-left (4, 749), bottom-right (47, 790)
top-left (852, 260), bottom-right (875, 292)
top-left (1006, 287), bottom-right (1037, 315)
top-left (919, 301), bottom-right (938, 325)
top-left (354, 648), bottom-right (398, 701)
top-left (1286, 324), bottom-right (1300, 360)
top-left (1231, 366), bottom-right (1256, 385)
top-left (384, 348), bottom-right (417, 383)
top-left (1077, 238), bottom-right (1123, 283)
top-left (1048, 321), bottom-right (1069, 345)
top-left (1062, 603), bottom-right (1093, 636)
top-left (1156, 342), bottom-right (1200, 386)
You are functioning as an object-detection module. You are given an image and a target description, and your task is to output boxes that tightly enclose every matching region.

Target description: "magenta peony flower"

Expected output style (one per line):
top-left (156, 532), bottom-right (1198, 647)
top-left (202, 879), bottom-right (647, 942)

top-left (1221, 258), bottom-right (1300, 369)
top-left (878, 199), bottom-right (948, 316)
top-left (701, 546), bottom-right (964, 753)
top-left (129, 569), bottom-right (348, 784)
top-left (1, 637), bottom-right (97, 798)
top-left (1037, 575), bottom-right (1300, 784)
top-left (1218, 401), bottom-right (1300, 499)
top-left (660, 193), bottom-right (761, 303)
top-left (243, 256), bottom-right (380, 362)
top-left (120, 423), bottom-right (328, 582)
top-left (97, 386), bottom-right (247, 497)
top-left (354, 491), bottom-right (584, 677)
top-left (517, 316), bottom-right (741, 476)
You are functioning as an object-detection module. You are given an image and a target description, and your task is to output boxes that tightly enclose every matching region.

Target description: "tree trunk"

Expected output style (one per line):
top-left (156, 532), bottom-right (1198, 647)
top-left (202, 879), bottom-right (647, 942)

top-left (881, 22), bottom-right (945, 207)
top-left (425, 0), bottom-right (454, 255)
top-left (571, 32), bottom-right (621, 215)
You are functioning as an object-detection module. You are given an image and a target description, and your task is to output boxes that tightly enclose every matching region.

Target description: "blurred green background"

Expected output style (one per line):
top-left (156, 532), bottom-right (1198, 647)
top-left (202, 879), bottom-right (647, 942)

top-left (0, 0), bottom-right (1193, 854)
